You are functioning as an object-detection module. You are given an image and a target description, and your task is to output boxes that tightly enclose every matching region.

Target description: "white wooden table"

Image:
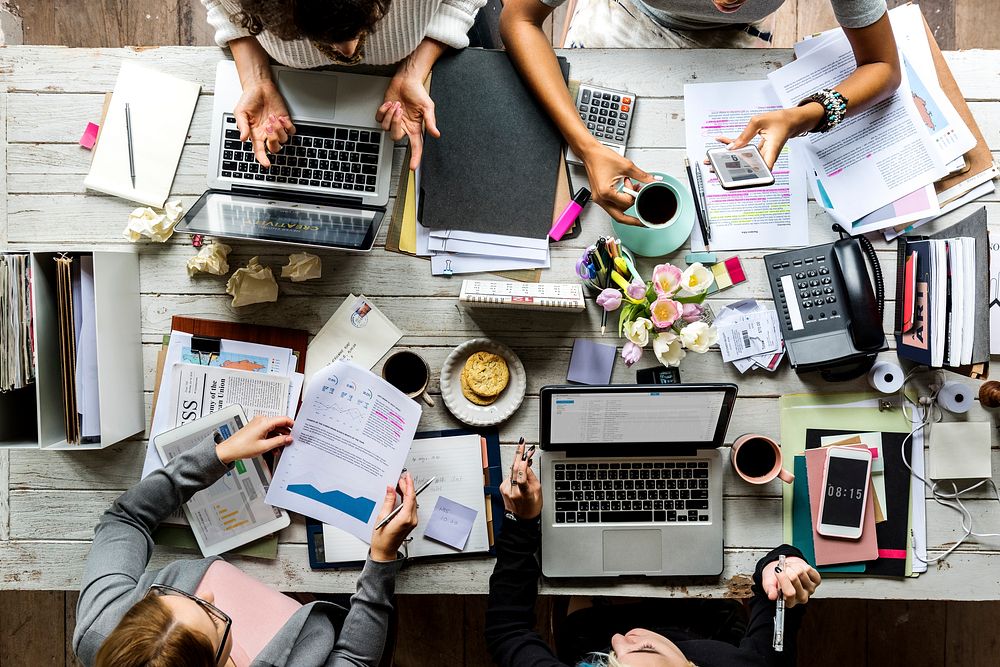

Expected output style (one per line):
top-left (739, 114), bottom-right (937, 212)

top-left (1, 46), bottom-right (999, 600)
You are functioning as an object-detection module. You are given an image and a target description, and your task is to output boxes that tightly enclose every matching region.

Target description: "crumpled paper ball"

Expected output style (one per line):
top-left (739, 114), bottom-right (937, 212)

top-left (187, 241), bottom-right (232, 277)
top-left (281, 252), bottom-right (322, 282)
top-left (225, 257), bottom-right (278, 307)
top-left (123, 201), bottom-right (184, 242)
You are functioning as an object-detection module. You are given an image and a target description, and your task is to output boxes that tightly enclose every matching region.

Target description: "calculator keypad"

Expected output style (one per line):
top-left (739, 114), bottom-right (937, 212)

top-left (577, 85), bottom-right (634, 147)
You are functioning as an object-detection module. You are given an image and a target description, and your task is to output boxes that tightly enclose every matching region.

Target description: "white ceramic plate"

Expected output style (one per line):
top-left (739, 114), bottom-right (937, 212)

top-left (440, 339), bottom-right (526, 427)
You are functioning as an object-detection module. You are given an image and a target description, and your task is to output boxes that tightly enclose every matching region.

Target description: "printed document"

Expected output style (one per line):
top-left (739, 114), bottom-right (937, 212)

top-left (684, 80), bottom-right (808, 251)
top-left (267, 360), bottom-right (422, 543)
top-left (168, 364), bottom-right (291, 426)
top-left (768, 39), bottom-right (947, 224)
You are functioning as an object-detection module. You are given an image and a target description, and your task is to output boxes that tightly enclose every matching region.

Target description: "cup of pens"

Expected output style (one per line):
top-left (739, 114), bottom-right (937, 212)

top-left (612, 172), bottom-right (695, 257)
top-left (577, 237), bottom-right (641, 335)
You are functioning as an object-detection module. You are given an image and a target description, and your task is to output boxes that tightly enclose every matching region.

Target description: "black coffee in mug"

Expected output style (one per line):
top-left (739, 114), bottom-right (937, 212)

top-left (734, 437), bottom-right (777, 479)
top-left (382, 351), bottom-right (428, 394)
top-left (636, 185), bottom-right (678, 225)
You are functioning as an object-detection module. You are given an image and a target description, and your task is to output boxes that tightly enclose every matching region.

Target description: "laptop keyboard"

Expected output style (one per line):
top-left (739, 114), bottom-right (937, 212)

top-left (219, 115), bottom-right (383, 194)
top-left (553, 460), bottom-right (711, 524)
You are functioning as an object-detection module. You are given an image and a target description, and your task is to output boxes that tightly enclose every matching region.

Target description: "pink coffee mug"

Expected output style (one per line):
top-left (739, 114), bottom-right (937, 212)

top-left (731, 434), bottom-right (794, 485)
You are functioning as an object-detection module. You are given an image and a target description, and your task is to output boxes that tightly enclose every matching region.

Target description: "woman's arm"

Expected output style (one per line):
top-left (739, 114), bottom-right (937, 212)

top-left (500, 0), bottom-right (651, 224)
top-left (724, 11), bottom-right (901, 168)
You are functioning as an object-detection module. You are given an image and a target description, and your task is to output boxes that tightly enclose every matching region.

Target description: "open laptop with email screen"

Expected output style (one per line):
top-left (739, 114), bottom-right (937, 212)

top-left (539, 384), bottom-right (737, 577)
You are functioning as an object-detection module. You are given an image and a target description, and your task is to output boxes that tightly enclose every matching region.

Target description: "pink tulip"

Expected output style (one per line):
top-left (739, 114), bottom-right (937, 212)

top-left (596, 288), bottom-right (622, 311)
top-left (626, 279), bottom-right (647, 300)
top-left (651, 264), bottom-right (682, 297)
top-left (621, 341), bottom-right (643, 366)
top-left (682, 302), bottom-right (704, 323)
top-left (649, 297), bottom-right (682, 329)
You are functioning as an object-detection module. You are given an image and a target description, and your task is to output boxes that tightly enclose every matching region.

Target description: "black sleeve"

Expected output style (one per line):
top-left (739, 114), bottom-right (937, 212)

top-left (739, 545), bottom-right (808, 667)
top-left (484, 518), bottom-right (568, 667)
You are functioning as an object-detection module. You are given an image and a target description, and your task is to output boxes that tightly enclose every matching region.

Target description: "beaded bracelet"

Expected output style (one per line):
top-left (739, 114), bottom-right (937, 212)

top-left (797, 88), bottom-right (849, 133)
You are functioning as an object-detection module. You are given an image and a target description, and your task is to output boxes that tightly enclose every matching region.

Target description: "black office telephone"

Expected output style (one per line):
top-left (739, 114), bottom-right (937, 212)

top-left (765, 224), bottom-right (888, 381)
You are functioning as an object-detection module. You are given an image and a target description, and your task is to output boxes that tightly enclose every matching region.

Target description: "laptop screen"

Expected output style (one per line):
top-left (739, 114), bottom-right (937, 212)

top-left (540, 384), bottom-right (737, 451)
top-left (178, 191), bottom-right (382, 251)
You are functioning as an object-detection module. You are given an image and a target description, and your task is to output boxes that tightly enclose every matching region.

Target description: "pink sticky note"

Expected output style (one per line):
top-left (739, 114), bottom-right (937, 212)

top-left (80, 122), bottom-right (100, 150)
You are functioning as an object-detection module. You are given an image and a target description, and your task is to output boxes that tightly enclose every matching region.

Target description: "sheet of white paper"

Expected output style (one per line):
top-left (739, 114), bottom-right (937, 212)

top-left (167, 363), bottom-right (290, 426)
top-left (304, 295), bottom-right (401, 384)
top-left (684, 80), bottom-right (808, 251)
top-left (428, 229), bottom-right (550, 250)
top-left (430, 252), bottom-right (550, 276)
top-left (76, 256), bottom-right (101, 439)
top-left (84, 61), bottom-right (200, 207)
top-left (427, 236), bottom-right (550, 262)
top-left (143, 332), bottom-right (296, 478)
top-left (850, 184), bottom-right (939, 235)
top-left (883, 181), bottom-right (995, 240)
top-left (267, 361), bottom-right (422, 543)
top-left (768, 41), bottom-right (947, 224)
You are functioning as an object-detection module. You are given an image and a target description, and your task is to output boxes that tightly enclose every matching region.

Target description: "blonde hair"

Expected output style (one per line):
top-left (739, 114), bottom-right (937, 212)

top-left (579, 652), bottom-right (697, 667)
top-left (95, 595), bottom-right (216, 667)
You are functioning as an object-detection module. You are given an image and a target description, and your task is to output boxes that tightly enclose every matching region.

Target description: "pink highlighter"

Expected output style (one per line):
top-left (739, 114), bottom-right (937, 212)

top-left (548, 187), bottom-right (591, 241)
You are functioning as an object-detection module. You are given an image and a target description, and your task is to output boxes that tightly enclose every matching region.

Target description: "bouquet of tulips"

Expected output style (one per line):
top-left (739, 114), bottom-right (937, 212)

top-left (596, 262), bottom-right (718, 367)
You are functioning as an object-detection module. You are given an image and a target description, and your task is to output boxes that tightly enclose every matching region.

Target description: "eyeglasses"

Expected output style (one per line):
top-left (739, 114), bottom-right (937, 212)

top-left (147, 584), bottom-right (232, 664)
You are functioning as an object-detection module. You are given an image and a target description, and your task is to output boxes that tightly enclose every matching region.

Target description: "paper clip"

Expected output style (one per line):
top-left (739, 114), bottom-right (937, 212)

top-left (443, 259), bottom-right (454, 277)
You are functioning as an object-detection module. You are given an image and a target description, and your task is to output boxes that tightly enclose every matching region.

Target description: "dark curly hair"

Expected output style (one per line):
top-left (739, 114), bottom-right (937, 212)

top-left (234, 0), bottom-right (391, 44)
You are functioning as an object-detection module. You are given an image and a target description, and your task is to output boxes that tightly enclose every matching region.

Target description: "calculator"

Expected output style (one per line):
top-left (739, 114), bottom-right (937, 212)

top-left (566, 83), bottom-right (636, 165)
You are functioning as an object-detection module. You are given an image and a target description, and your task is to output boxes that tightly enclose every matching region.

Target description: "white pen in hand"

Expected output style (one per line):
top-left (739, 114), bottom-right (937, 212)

top-left (374, 476), bottom-right (436, 530)
top-left (773, 554), bottom-right (785, 652)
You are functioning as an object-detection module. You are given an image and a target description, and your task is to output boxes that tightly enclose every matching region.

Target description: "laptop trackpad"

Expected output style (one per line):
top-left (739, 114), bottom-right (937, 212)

top-left (602, 530), bottom-right (662, 573)
top-left (275, 70), bottom-right (338, 121)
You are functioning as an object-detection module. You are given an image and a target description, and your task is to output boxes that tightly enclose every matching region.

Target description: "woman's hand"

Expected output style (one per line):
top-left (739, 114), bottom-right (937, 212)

top-left (370, 471), bottom-right (419, 562)
top-left (377, 75), bottom-right (440, 171)
top-left (215, 415), bottom-right (294, 465)
top-left (716, 104), bottom-right (821, 170)
top-left (580, 143), bottom-right (654, 226)
top-left (234, 79), bottom-right (296, 168)
top-left (500, 440), bottom-right (542, 520)
top-left (762, 555), bottom-right (821, 608)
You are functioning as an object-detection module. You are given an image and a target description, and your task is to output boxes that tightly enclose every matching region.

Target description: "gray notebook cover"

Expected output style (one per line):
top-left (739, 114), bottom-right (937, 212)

top-left (420, 49), bottom-right (567, 239)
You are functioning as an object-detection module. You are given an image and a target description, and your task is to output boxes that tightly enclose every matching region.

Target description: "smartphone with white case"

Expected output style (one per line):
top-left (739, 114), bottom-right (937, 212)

top-left (816, 446), bottom-right (872, 540)
top-left (706, 144), bottom-right (775, 189)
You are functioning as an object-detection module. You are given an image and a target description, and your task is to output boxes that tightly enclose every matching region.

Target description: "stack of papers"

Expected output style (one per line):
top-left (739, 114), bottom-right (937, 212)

top-left (0, 254), bottom-right (34, 392)
top-left (142, 331), bottom-right (304, 479)
top-left (775, 4), bottom-right (994, 235)
top-left (715, 299), bottom-right (785, 373)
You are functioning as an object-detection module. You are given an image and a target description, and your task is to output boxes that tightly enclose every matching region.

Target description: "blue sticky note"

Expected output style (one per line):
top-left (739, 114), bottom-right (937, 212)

top-left (424, 496), bottom-right (478, 550)
top-left (567, 339), bottom-right (617, 385)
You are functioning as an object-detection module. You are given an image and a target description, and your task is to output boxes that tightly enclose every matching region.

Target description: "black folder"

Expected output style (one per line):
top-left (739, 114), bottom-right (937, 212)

top-left (420, 48), bottom-right (568, 239)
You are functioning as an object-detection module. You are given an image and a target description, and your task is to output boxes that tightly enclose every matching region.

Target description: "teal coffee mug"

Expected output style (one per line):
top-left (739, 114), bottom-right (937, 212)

top-left (612, 173), bottom-right (694, 257)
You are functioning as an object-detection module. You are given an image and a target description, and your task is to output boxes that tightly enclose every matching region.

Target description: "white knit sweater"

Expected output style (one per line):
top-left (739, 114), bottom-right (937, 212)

top-left (201, 0), bottom-right (485, 67)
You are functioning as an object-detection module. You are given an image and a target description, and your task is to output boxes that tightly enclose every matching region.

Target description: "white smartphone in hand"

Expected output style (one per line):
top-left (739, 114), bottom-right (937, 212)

top-left (817, 446), bottom-right (872, 540)
top-left (706, 145), bottom-right (775, 190)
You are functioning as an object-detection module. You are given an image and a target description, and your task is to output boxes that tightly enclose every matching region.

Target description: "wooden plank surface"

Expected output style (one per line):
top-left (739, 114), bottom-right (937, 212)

top-left (1, 45), bottom-right (999, 600)
top-left (0, 589), bottom-right (67, 665)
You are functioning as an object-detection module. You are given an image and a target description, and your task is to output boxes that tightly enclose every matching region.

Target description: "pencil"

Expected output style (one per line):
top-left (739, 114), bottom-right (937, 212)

top-left (374, 476), bottom-right (436, 530)
top-left (125, 102), bottom-right (136, 189)
top-left (684, 158), bottom-right (709, 247)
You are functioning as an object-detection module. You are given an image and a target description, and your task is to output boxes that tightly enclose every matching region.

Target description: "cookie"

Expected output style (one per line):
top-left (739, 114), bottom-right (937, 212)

top-left (462, 351), bottom-right (510, 398)
top-left (461, 372), bottom-right (497, 406)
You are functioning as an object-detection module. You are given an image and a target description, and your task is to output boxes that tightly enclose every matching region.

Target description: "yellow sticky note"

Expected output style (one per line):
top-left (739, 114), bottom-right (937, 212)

top-left (399, 170), bottom-right (417, 254)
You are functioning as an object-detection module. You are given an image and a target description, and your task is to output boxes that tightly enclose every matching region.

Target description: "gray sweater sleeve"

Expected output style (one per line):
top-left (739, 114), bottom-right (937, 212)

top-left (329, 556), bottom-right (405, 666)
top-left (73, 439), bottom-right (230, 657)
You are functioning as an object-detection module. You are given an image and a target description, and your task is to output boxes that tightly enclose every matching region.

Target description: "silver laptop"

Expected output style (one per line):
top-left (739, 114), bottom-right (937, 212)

top-left (176, 60), bottom-right (395, 252)
top-left (539, 384), bottom-right (737, 578)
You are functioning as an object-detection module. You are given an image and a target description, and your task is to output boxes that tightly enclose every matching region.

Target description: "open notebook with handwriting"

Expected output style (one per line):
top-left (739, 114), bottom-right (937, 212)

top-left (306, 429), bottom-right (504, 567)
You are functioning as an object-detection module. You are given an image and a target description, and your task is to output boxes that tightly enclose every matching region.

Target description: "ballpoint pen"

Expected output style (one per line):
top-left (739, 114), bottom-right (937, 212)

top-left (773, 554), bottom-right (786, 652)
top-left (374, 476), bottom-right (436, 530)
top-left (125, 102), bottom-right (136, 189)
top-left (684, 158), bottom-right (710, 247)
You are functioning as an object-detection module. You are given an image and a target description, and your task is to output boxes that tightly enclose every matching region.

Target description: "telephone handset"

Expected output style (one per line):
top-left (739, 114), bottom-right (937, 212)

top-left (765, 226), bottom-right (888, 380)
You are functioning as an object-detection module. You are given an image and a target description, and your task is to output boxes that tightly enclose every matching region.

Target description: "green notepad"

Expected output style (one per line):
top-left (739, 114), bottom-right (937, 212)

top-left (791, 455), bottom-right (864, 573)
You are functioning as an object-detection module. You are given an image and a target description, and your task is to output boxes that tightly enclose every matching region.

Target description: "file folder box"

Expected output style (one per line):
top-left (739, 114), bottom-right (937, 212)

top-left (0, 250), bottom-right (144, 450)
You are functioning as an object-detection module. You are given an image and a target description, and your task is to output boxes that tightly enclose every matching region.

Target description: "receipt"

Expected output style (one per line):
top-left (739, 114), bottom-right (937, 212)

top-left (186, 241), bottom-right (231, 277)
top-left (225, 257), bottom-right (278, 307)
top-left (281, 252), bottom-right (322, 282)
top-left (717, 310), bottom-right (782, 362)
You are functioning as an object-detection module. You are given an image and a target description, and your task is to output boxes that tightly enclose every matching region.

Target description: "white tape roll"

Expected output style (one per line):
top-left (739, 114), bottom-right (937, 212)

top-left (937, 381), bottom-right (974, 414)
top-left (867, 360), bottom-right (904, 394)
